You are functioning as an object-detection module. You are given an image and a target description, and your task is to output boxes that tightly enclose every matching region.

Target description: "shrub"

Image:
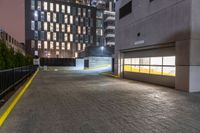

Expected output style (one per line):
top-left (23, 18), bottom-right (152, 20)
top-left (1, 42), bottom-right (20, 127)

top-left (0, 41), bottom-right (33, 70)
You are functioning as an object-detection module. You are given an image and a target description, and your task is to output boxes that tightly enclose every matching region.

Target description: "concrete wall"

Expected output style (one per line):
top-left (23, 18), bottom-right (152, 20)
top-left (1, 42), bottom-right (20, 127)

top-left (115, 0), bottom-right (200, 92)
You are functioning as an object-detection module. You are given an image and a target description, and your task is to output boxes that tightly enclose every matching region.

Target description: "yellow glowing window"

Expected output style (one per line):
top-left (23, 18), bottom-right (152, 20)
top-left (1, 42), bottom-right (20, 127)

top-left (163, 67), bottom-right (176, 76)
top-left (124, 58), bottom-right (131, 64)
top-left (140, 66), bottom-right (149, 74)
top-left (124, 65), bottom-right (132, 72)
top-left (150, 66), bottom-right (162, 75)
top-left (131, 66), bottom-right (139, 72)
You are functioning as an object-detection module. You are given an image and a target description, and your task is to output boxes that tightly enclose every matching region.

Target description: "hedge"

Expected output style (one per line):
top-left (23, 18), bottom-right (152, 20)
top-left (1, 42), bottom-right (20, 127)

top-left (0, 41), bottom-right (33, 70)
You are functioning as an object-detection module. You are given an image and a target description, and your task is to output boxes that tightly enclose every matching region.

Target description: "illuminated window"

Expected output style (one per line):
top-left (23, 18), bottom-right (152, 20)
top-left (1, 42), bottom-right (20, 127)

top-left (75, 52), bottom-right (78, 58)
top-left (70, 34), bottom-right (73, 42)
top-left (50, 3), bottom-right (54, 11)
top-left (47, 32), bottom-right (51, 40)
top-left (34, 11), bottom-right (38, 20)
top-left (62, 5), bottom-right (65, 13)
top-left (78, 26), bottom-right (81, 34)
top-left (62, 24), bottom-right (65, 32)
top-left (62, 43), bottom-right (65, 50)
top-left (83, 44), bottom-right (86, 50)
top-left (44, 2), bottom-right (48, 10)
top-left (83, 27), bottom-right (86, 34)
top-left (31, 0), bottom-right (35, 10)
top-left (56, 24), bottom-right (59, 32)
top-left (56, 51), bottom-right (59, 56)
top-left (37, 1), bottom-right (41, 10)
top-left (53, 33), bottom-right (57, 40)
top-left (78, 8), bottom-right (81, 16)
top-left (83, 8), bottom-right (86, 17)
top-left (124, 56), bottom-right (176, 77)
top-left (50, 41), bottom-right (54, 49)
top-left (44, 41), bottom-right (48, 49)
top-left (64, 15), bottom-right (68, 23)
top-left (38, 41), bottom-right (41, 49)
top-left (50, 23), bottom-right (54, 32)
top-left (78, 43), bottom-right (81, 51)
top-left (31, 21), bottom-right (35, 30)
top-left (44, 22), bottom-right (48, 30)
top-left (56, 42), bottom-right (59, 50)
top-left (53, 13), bottom-right (57, 22)
top-left (67, 43), bottom-right (71, 50)
top-left (56, 4), bottom-right (59, 12)
top-left (67, 25), bottom-right (71, 32)
top-left (64, 34), bottom-right (68, 41)
top-left (47, 12), bottom-right (51, 22)
top-left (88, 9), bottom-right (91, 17)
top-left (70, 16), bottom-right (73, 24)
top-left (41, 12), bottom-right (45, 21)
top-left (67, 6), bottom-right (71, 14)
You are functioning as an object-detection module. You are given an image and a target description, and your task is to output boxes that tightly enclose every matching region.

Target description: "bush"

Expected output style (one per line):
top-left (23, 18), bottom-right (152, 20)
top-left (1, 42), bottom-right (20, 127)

top-left (0, 41), bottom-right (33, 70)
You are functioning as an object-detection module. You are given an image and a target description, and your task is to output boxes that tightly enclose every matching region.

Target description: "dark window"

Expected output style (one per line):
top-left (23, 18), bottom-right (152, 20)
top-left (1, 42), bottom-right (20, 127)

top-left (119, 1), bottom-right (132, 19)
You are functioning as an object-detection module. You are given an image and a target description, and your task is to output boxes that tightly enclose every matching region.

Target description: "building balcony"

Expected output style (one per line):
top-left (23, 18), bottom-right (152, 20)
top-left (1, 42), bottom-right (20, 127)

top-left (105, 26), bottom-right (115, 30)
top-left (106, 42), bottom-right (115, 45)
top-left (105, 16), bottom-right (115, 22)
top-left (106, 34), bottom-right (115, 38)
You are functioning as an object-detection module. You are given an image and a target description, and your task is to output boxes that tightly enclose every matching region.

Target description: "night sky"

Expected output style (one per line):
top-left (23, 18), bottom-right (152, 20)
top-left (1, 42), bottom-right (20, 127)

top-left (0, 0), bottom-right (25, 43)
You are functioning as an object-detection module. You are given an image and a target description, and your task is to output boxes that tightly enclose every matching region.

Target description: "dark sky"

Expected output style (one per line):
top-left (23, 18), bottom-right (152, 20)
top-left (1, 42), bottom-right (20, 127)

top-left (0, 0), bottom-right (25, 43)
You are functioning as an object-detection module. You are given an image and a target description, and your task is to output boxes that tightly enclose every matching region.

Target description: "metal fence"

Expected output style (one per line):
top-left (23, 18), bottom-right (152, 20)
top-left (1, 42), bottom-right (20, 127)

top-left (0, 66), bottom-right (37, 99)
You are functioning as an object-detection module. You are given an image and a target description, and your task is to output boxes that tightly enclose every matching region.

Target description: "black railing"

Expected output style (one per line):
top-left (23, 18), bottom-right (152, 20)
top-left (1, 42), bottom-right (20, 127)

top-left (0, 65), bottom-right (37, 99)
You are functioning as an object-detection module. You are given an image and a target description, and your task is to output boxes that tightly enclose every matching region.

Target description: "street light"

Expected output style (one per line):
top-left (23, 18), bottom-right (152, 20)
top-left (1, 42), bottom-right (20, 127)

top-left (101, 46), bottom-right (104, 57)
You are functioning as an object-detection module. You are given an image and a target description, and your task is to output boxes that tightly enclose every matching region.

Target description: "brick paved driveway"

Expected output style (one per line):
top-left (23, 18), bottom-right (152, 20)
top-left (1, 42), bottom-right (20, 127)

top-left (1, 69), bottom-right (200, 133)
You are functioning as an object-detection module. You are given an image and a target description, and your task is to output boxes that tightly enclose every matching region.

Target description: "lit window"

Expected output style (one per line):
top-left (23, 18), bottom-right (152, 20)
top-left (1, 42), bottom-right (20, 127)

top-left (44, 22), bottom-right (48, 31)
top-left (50, 42), bottom-right (54, 49)
top-left (64, 34), bottom-right (68, 41)
top-left (88, 9), bottom-right (91, 17)
top-left (75, 52), bottom-right (78, 58)
top-left (38, 41), bottom-right (41, 49)
top-left (31, 40), bottom-right (35, 48)
top-left (44, 2), bottom-right (48, 10)
top-left (150, 66), bottom-right (162, 75)
top-left (67, 6), bottom-right (71, 14)
top-left (34, 11), bottom-right (38, 20)
top-left (67, 25), bottom-right (71, 32)
top-left (53, 13), bottom-right (57, 22)
top-left (140, 58), bottom-right (150, 65)
top-left (62, 5), bottom-right (65, 13)
top-left (37, 1), bottom-right (41, 10)
top-left (70, 16), bottom-right (73, 24)
top-left (31, 21), bottom-right (35, 30)
top-left (31, 0), bottom-right (35, 10)
top-left (78, 43), bottom-right (81, 51)
top-left (150, 57), bottom-right (162, 65)
top-left (47, 12), bottom-right (51, 22)
top-left (83, 8), bottom-right (86, 17)
top-left (70, 34), bottom-right (73, 42)
top-left (83, 27), bottom-right (86, 34)
top-left (56, 24), bottom-right (60, 32)
top-left (62, 24), bottom-right (65, 32)
top-left (56, 51), bottom-right (59, 56)
top-left (163, 67), bottom-right (176, 77)
top-left (62, 43), bottom-right (65, 50)
top-left (56, 42), bottom-right (59, 50)
top-left (47, 32), bottom-right (51, 40)
top-left (53, 33), bottom-right (57, 40)
top-left (78, 26), bottom-right (81, 34)
top-left (83, 44), bottom-right (86, 50)
top-left (44, 41), bottom-right (48, 49)
top-left (132, 58), bottom-right (139, 65)
top-left (78, 8), bottom-right (81, 16)
top-left (50, 23), bottom-right (54, 32)
top-left (163, 56), bottom-right (175, 66)
top-left (41, 12), bottom-right (45, 21)
top-left (67, 43), bottom-right (71, 50)
top-left (56, 4), bottom-right (59, 12)
top-left (50, 3), bottom-right (54, 11)
top-left (64, 15), bottom-right (68, 23)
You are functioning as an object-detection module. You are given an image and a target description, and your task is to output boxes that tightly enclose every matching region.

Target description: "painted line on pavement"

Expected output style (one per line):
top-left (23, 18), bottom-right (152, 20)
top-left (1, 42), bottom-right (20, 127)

top-left (0, 69), bottom-right (39, 127)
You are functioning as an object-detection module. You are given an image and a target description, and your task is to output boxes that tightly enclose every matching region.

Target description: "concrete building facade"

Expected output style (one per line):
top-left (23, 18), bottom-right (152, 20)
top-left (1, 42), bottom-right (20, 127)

top-left (0, 28), bottom-right (25, 55)
top-left (115, 0), bottom-right (200, 92)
